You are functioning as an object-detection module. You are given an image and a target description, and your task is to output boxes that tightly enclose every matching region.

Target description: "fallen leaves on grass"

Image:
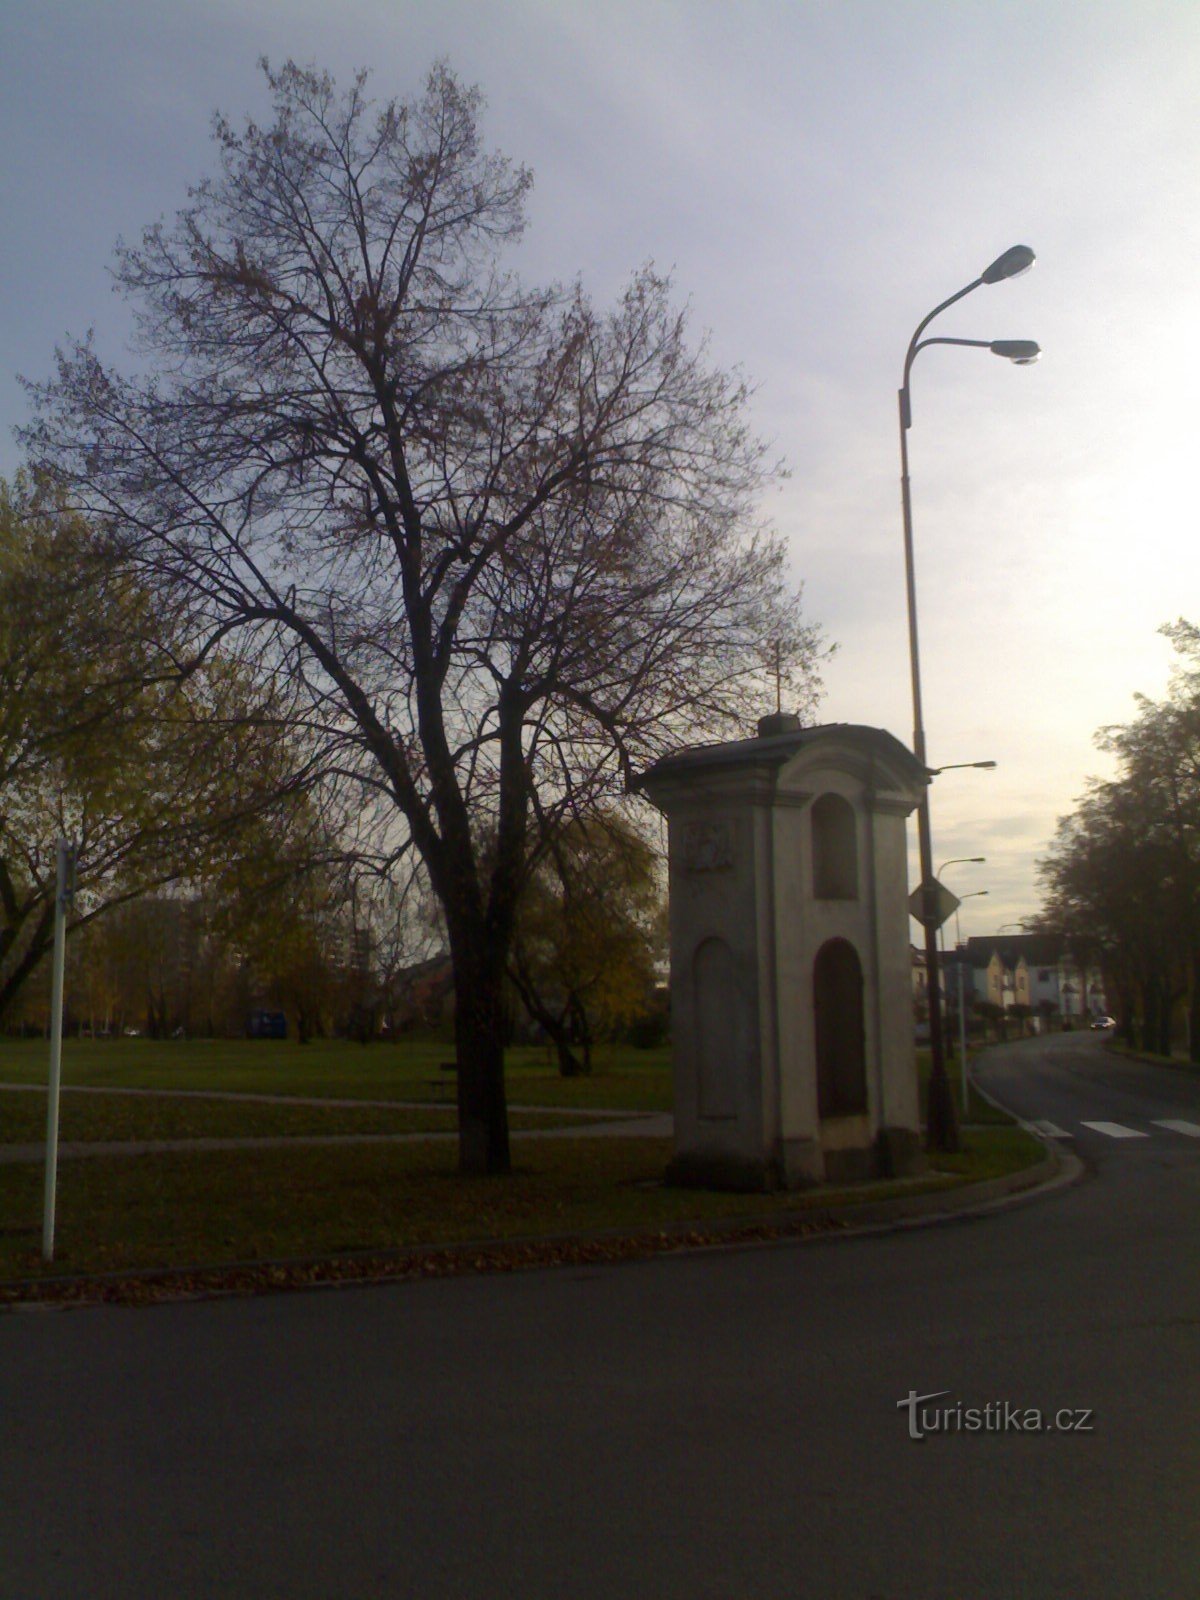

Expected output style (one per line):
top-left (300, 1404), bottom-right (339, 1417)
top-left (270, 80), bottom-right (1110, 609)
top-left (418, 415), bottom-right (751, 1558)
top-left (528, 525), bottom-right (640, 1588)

top-left (0, 1212), bottom-right (850, 1310)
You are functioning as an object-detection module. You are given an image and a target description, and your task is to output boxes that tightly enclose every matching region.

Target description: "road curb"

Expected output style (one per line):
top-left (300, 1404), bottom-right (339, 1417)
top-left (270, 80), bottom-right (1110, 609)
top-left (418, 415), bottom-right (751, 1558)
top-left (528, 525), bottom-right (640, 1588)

top-left (0, 1126), bottom-right (1080, 1311)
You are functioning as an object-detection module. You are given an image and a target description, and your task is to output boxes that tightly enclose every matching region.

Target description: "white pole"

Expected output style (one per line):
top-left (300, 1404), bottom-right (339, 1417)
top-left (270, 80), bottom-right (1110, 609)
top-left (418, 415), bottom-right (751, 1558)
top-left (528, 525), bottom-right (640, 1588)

top-left (959, 953), bottom-right (969, 1116)
top-left (42, 839), bottom-right (72, 1263)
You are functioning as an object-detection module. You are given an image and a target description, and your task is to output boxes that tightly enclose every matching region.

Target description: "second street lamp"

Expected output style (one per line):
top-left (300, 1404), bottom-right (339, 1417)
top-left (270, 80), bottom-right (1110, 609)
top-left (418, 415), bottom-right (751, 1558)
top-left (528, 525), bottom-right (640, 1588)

top-left (899, 244), bottom-right (1039, 1153)
top-left (936, 858), bottom-right (986, 1062)
top-left (950, 888), bottom-right (990, 1108)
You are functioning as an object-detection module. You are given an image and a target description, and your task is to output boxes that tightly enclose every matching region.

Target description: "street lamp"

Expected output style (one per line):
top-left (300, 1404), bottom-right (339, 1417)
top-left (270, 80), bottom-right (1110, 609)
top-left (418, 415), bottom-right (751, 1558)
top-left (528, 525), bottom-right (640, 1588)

top-left (899, 245), bottom-right (1039, 1153)
top-left (952, 887), bottom-right (990, 949)
top-left (939, 855), bottom-right (986, 925)
top-left (928, 761), bottom-right (997, 775)
top-left (948, 887), bottom-right (989, 1109)
top-left (939, 856), bottom-right (986, 875)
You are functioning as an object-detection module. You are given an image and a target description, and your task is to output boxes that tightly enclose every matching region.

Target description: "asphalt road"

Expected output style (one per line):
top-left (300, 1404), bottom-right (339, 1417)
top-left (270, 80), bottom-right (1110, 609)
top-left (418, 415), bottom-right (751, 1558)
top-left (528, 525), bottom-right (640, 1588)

top-left (2, 1031), bottom-right (1198, 1598)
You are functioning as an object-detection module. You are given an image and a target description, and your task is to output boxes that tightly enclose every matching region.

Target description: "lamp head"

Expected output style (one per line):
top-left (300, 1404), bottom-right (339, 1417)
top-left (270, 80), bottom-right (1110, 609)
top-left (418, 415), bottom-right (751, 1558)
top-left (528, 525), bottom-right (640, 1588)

top-left (990, 340), bottom-right (1040, 365)
top-left (981, 245), bottom-right (1036, 284)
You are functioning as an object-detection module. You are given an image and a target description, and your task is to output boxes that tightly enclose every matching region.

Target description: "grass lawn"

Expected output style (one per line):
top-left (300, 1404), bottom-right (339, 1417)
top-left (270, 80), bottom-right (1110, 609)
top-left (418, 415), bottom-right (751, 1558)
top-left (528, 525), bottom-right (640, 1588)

top-left (0, 1036), bottom-right (674, 1111)
top-left (0, 1122), bottom-right (1047, 1290)
top-left (0, 1033), bottom-right (1050, 1297)
top-left (0, 1089), bottom-right (613, 1145)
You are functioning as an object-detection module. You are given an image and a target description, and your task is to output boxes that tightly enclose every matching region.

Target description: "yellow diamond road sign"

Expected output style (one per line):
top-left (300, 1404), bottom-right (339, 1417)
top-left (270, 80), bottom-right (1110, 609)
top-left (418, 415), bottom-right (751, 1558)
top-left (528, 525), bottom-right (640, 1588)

top-left (908, 878), bottom-right (961, 931)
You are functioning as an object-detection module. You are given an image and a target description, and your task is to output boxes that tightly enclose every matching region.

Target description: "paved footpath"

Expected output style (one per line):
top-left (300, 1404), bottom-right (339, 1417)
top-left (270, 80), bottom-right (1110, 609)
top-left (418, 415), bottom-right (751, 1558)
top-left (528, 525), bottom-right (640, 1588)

top-left (0, 1080), bottom-right (670, 1164)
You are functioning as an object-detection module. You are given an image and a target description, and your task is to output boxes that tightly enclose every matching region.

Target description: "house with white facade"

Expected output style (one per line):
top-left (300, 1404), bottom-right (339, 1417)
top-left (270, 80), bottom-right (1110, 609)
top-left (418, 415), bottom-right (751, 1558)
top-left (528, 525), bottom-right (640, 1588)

top-left (963, 935), bottom-right (1106, 1019)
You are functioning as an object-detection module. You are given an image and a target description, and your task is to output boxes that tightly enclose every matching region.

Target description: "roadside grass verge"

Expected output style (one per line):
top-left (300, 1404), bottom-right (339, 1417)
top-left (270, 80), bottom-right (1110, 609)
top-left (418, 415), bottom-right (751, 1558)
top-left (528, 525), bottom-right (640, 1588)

top-left (0, 1037), bottom-right (674, 1111)
top-left (0, 1123), bottom-right (1046, 1292)
top-left (917, 1049), bottom-right (1012, 1126)
top-left (1104, 1038), bottom-right (1198, 1074)
top-left (919, 1124), bottom-right (1045, 1182)
top-left (0, 1089), bottom-right (611, 1145)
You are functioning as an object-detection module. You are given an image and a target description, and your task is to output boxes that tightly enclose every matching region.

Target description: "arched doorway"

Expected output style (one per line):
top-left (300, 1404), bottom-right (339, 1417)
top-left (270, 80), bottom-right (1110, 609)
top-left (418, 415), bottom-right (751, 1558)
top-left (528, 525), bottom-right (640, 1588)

top-left (813, 938), bottom-right (867, 1117)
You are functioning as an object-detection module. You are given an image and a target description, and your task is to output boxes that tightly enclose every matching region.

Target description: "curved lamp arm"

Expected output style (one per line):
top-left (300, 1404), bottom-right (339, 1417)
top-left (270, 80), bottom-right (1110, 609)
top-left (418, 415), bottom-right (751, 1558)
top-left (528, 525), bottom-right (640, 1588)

top-left (900, 244), bottom-right (1038, 425)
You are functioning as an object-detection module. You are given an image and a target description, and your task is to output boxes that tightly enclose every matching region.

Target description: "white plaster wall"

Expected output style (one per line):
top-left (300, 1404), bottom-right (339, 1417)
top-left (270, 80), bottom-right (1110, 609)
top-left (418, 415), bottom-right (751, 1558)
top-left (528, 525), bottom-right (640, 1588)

top-left (782, 761), bottom-right (874, 1141)
top-left (648, 728), bottom-right (924, 1184)
top-left (769, 795), bottom-right (816, 1148)
top-left (774, 752), bottom-right (921, 1149)
top-left (666, 802), bottom-right (765, 1165)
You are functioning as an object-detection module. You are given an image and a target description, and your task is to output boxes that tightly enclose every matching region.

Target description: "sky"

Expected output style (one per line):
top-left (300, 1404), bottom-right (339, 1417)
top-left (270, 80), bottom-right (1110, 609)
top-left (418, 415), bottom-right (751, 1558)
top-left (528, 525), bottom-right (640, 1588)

top-left (1, 0), bottom-right (1196, 941)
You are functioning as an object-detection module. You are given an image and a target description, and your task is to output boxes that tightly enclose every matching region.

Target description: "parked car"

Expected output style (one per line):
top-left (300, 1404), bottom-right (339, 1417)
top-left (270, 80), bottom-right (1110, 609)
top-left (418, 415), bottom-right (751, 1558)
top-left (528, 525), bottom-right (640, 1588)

top-left (1090, 1015), bottom-right (1116, 1030)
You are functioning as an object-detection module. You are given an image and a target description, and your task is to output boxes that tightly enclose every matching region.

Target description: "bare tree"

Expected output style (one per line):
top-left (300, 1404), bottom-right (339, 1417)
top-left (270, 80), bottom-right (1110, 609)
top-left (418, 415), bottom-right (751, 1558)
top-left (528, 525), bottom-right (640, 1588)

top-left (24, 61), bottom-right (824, 1172)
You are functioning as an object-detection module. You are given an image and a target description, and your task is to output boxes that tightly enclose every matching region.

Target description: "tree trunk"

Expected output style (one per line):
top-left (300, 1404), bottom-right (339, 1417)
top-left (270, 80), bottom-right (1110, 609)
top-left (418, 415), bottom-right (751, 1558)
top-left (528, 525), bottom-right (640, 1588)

top-left (555, 1034), bottom-right (586, 1077)
top-left (1117, 981), bottom-right (1135, 1045)
top-left (506, 951), bottom-right (586, 1079)
top-left (1157, 979), bottom-right (1174, 1057)
top-left (452, 938), bottom-right (511, 1175)
top-left (1141, 977), bottom-right (1159, 1054)
top-left (568, 992), bottom-right (593, 1075)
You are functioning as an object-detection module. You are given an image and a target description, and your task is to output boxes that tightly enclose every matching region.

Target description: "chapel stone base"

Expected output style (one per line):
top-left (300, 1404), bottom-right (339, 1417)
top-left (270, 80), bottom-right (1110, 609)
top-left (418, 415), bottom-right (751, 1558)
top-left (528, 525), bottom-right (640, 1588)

top-left (665, 1127), bottom-right (926, 1194)
top-left (875, 1125), bottom-right (927, 1179)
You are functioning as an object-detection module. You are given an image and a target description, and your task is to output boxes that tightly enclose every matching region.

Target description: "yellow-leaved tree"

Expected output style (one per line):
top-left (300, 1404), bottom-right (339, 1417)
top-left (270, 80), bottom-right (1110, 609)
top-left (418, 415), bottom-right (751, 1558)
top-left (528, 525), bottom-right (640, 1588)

top-left (507, 811), bottom-right (663, 1075)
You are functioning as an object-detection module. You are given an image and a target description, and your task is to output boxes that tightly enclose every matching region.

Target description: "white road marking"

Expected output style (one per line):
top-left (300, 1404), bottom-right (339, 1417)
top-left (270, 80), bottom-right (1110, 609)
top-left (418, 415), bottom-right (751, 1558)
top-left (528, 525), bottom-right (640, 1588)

top-left (1151, 1119), bottom-right (1200, 1138)
top-left (1030, 1120), bottom-right (1074, 1139)
top-left (1080, 1121), bottom-right (1150, 1139)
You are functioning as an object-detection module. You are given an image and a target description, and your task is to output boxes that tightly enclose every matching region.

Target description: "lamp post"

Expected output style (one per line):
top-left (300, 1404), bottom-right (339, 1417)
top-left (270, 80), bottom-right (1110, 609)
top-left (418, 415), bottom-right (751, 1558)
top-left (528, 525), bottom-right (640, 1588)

top-left (936, 858), bottom-right (986, 1061)
top-left (939, 857), bottom-right (987, 957)
top-left (899, 244), bottom-right (1039, 1152)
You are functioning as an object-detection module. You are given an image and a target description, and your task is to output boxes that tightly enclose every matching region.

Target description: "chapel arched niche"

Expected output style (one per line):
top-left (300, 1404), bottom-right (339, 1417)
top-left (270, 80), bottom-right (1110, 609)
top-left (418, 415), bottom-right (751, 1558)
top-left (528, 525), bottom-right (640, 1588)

top-left (811, 792), bottom-right (858, 901)
top-left (813, 937), bottom-right (867, 1118)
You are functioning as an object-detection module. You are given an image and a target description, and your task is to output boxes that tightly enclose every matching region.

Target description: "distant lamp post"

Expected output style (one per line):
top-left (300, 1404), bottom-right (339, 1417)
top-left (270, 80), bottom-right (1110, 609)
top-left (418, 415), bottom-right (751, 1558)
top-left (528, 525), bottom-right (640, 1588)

top-left (952, 887), bottom-right (990, 949)
top-left (939, 853), bottom-right (987, 947)
top-left (948, 887), bottom-right (989, 1108)
top-left (936, 858), bottom-right (986, 1058)
top-left (899, 245), bottom-right (1039, 1152)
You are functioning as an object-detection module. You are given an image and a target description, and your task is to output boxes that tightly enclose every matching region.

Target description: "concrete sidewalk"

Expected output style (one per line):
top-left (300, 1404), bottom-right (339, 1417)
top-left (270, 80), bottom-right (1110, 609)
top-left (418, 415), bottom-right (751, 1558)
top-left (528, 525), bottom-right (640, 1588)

top-left (0, 1112), bottom-right (673, 1166)
top-left (0, 1077), bottom-right (668, 1166)
top-left (0, 1080), bottom-right (643, 1118)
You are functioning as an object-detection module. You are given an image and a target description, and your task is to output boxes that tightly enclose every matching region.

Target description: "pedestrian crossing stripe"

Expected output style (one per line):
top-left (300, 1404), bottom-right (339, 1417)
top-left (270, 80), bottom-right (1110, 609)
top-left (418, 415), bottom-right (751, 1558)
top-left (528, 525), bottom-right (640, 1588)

top-left (1023, 1117), bottom-right (1200, 1141)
